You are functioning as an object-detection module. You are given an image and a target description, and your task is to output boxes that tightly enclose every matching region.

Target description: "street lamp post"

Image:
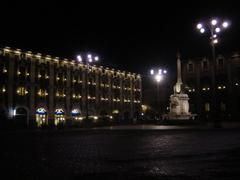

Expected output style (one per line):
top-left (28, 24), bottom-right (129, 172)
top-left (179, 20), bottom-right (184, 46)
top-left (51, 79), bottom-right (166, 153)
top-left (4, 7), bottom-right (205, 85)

top-left (196, 18), bottom-right (229, 64)
top-left (150, 68), bottom-right (167, 116)
top-left (196, 18), bottom-right (230, 121)
top-left (77, 53), bottom-right (99, 123)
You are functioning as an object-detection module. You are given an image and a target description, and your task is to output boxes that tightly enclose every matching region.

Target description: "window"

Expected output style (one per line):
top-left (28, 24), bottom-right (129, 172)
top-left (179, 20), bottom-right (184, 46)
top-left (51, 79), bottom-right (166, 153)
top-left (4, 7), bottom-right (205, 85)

top-left (218, 58), bottom-right (224, 69)
top-left (38, 89), bottom-right (48, 97)
top-left (205, 103), bottom-right (210, 112)
top-left (220, 102), bottom-right (226, 111)
top-left (202, 61), bottom-right (208, 71)
top-left (188, 63), bottom-right (193, 72)
top-left (17, 87), bottom-right (28, 96)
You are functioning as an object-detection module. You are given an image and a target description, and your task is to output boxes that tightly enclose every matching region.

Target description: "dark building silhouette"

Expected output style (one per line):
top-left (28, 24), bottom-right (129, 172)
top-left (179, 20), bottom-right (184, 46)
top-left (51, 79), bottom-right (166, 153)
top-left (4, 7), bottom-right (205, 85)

top-left (182, 53), bottom-right (240, 121)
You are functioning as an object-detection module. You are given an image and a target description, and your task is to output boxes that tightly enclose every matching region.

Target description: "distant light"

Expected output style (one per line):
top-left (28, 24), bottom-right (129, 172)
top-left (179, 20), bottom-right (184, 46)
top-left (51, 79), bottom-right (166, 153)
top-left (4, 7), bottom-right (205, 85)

top-left (94, 56), bottom-right (99, 61)
top-left (215, 27), bottom-right (221, 33)
top-left (88, 58), bottom-right (93, 63)
top-left (236, 83), bottom-right (239, 86)
top-left (163, 70), bottom-right (167, 74)
top-left (213, 34), bottom-right (217, 38)
top-left (77, 55), bottom-right (82, 62)
top-left (93, 116), bottom-right (98, 120)
top-left (141, 113), bottom-right (144, 116)
top-left (155, 74), bottom-right (163, 82)
top-left (197, 23), bottom-right (202, 29)
top-left (200, 28), bottom-right (205, 33)
top-left (222, 21), bottom-right (229, 28)
top-left (213, 39), bottom-right (218, 44)
top-left (211, 19), bottom-right (217, 26)
top-left (13, 109), bottom-right (16, 116)
top-left (158, 69), bottom-right (162, 75)
top-left (150, 69), bottom-right (154, 75)
top-left (87, 54), bottom-right (92, 59)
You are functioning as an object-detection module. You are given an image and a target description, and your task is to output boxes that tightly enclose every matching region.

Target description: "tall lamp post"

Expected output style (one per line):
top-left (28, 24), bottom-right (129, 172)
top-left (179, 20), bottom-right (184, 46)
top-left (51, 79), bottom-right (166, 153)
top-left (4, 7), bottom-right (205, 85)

top-left (196, 18), bottom-right (230, 120)
top-left (77, 53), bottom-right (99, 122)
top-left (150, 68), bottom-right (167, 115)
top-left (196, 18), bottom-right (230, 64)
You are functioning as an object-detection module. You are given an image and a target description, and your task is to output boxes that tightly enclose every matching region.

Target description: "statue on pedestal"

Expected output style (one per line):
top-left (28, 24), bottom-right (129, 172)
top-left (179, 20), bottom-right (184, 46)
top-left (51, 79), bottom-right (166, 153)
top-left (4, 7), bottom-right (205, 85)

top-left (167, 53), bottom-right (193, 120)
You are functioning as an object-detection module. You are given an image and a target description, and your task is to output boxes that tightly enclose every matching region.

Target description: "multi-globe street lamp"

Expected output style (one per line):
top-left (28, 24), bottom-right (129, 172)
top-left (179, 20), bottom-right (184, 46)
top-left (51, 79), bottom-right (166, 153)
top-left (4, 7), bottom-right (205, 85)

top-left (77, 53), bottom-right (99, 122)
top-left (196, 18), bottom-right (230, 121)
top-left (196, 18), bottom-right (230, 63)
top-left (150, 68), bottom-right (167, 114)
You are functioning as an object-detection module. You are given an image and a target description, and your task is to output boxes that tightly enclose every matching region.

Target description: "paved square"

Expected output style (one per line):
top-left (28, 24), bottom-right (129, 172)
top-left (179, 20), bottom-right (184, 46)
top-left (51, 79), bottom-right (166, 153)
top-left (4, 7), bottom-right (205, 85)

top-left (2, 128), bottom-right (240, 179)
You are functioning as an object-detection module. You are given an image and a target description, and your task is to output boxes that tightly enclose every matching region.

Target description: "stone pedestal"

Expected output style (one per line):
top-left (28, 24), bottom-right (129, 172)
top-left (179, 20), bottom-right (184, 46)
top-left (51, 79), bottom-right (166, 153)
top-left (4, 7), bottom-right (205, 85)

top-left (168, 93), bottom-right (192, 120)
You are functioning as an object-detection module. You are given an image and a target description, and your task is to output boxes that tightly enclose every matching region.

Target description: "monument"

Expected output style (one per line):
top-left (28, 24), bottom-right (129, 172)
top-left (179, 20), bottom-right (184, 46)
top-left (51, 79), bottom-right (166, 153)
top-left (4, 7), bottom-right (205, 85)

top-left (167, 53), bottom-right (193, 120)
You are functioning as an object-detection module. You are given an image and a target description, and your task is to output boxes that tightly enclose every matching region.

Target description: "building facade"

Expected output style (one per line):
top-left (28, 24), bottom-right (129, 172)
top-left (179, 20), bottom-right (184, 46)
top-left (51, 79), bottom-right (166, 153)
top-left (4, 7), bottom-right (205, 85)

top-left (0, 47), bottom-right (142, 127)
top-left (182, 53), bottom-right (240, 120)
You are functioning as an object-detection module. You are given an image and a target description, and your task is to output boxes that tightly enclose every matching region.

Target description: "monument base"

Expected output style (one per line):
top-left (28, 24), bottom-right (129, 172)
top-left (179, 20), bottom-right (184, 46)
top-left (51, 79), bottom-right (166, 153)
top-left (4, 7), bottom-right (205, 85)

top-left (163, 93), bottom-right (196, 120)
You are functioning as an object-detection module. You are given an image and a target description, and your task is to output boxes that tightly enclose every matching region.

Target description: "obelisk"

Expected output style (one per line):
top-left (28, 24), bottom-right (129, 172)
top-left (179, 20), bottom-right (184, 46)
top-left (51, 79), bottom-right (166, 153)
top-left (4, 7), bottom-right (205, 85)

top-left (174, 53), bottom-right (183, 94)
top-left (167, 53), bottom-right (192, 120)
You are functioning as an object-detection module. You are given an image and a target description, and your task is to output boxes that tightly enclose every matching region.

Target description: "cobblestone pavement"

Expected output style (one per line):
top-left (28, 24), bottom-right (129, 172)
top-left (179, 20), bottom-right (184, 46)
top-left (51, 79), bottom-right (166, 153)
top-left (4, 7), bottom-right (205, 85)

top-left (2, 129), bottom-right (240, 180)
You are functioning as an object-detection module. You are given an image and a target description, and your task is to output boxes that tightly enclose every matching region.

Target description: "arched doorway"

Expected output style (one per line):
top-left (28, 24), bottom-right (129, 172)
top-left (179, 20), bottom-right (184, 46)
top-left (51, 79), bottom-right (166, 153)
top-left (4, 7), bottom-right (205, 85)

top-left (36, 108), bottom-right (48, 127)
top-left (15, 107), bottom-right (28, 128)
top-left (71, 109), bottom-right (82, 121)
top-left (112, 109), bottom-right (120, 123)
top-left (54, 109), bottom-right (65, 125)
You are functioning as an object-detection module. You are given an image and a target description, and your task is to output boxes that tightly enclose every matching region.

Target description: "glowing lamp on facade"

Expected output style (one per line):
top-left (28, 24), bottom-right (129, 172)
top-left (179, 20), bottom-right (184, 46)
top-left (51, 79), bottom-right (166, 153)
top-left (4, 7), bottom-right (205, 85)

top-left (77, 55), bottom-right (82, 62)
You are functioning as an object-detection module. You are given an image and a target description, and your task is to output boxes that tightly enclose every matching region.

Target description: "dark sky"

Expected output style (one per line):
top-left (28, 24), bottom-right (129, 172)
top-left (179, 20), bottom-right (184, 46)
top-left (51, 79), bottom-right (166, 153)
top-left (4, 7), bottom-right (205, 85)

top-left (1, 1), bottom-right (239, 76)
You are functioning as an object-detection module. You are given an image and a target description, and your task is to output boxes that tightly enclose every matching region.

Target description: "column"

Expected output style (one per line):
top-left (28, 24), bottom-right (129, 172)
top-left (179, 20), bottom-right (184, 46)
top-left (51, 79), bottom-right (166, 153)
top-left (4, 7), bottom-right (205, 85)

top-left (82, 66), bottom-right (87, 116)
top-left (130, 77), bottom-right (134, 119)
top-left (29, 58), bottom-right (36, 124)
top-left (7, 53), bottom-right (14, 119)
top-left (66, 65), bottom-right (71, 120)
top-left (49, 62), bottom-right (55, 123)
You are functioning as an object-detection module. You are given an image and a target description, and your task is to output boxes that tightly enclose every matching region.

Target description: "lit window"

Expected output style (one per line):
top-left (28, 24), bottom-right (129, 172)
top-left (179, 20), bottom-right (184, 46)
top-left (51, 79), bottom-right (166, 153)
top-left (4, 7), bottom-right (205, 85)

top-left (3, 67), bottom-right (7, 73)
top-left (38, 89), bottom-right (48, 97)
top-left (1, 86), bottom-right (6, 93)
top-left (205, 103), bottom-right (210, 112)
top-left (17, 87), bottom-right (28, 96)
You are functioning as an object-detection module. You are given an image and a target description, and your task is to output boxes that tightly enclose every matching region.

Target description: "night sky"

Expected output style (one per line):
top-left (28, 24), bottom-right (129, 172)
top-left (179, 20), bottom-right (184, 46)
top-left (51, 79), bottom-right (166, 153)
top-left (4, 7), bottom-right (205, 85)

top-left (1, 1), bottom-right (239, 77)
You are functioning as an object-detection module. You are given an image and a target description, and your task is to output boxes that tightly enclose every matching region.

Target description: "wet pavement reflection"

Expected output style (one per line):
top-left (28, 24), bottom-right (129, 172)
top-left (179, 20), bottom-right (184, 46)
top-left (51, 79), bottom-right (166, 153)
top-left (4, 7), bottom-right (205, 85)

top-left (2, 128), bottom-right (240, 179)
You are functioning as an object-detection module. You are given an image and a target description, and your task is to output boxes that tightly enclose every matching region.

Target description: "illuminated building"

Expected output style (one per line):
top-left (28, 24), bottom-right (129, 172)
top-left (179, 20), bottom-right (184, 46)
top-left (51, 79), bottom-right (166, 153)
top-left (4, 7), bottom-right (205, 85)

top-left (0, 47), bottom-right (142, 127)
